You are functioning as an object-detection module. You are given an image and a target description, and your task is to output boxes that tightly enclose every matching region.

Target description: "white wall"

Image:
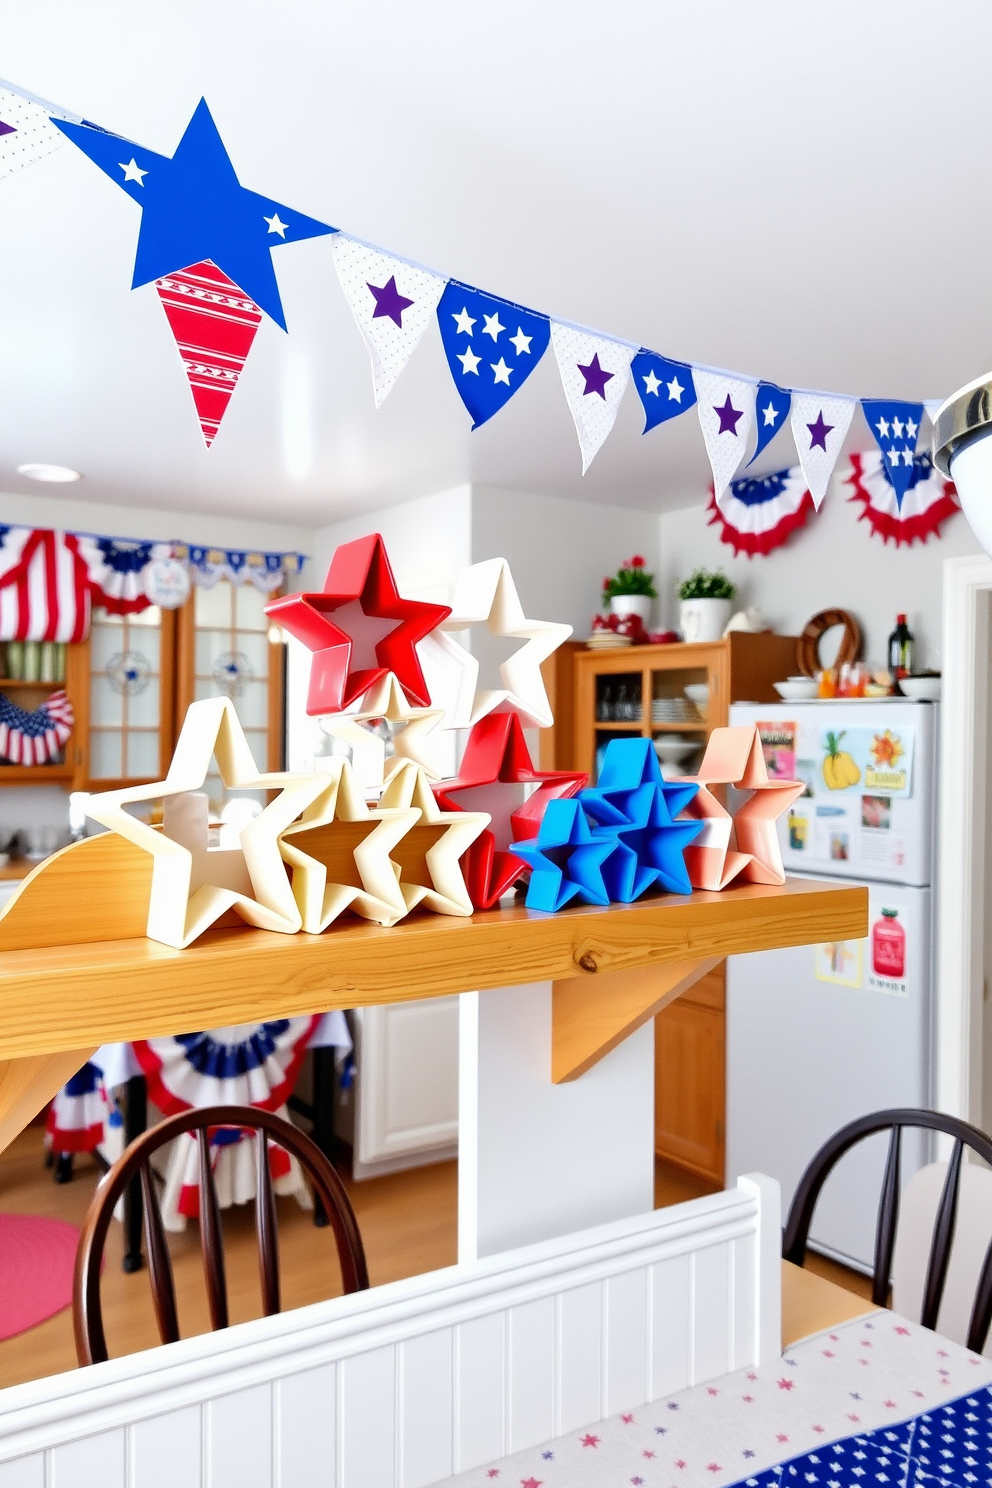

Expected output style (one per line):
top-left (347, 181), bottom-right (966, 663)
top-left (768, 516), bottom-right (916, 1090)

top-left (657, 490), bottom-right (982, 669)
top-left (309, 486), bottom-right (473, 605)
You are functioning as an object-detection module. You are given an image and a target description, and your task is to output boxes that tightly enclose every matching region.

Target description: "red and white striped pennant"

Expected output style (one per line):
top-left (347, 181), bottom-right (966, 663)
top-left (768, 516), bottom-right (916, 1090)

top-left (155, 259), bottom-right (263, 446)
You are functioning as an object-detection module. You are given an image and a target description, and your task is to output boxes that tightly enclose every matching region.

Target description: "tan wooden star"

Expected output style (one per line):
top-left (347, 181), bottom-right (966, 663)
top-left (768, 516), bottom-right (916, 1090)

top-left (278, 755), bottom-right (420, 931)
top-left (85, 697), bottom-right (331, 948)
top-left (379, 759), bottom-right (490, 916)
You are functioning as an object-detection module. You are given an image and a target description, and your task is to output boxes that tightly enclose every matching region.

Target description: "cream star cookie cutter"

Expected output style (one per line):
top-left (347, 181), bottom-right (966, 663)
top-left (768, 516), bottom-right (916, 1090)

top-left (318, 671), bottom-right (445, 797)
top-left (278, 754), bottom-right (420, 932)
top-left (417, 557), bottom-right (572, 730)
top-left (378, 758), bottom-right (490, 916)
top-left (85, 696), bottom-right (333, 949)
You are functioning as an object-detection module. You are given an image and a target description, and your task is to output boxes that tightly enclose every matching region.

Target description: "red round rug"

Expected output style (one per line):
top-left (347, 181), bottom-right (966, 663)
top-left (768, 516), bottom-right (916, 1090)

top-left (0, 1212), bottom-right (79, 1340)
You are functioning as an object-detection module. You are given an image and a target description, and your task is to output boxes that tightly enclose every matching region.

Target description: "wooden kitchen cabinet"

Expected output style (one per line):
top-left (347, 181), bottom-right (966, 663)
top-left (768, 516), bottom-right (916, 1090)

top-left (654, 965), bottom-right (726, 1182)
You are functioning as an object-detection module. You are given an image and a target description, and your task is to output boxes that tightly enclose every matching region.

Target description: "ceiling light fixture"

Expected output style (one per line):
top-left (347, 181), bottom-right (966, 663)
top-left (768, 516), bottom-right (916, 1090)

top-left (17, 463), bottom-right (82, 483)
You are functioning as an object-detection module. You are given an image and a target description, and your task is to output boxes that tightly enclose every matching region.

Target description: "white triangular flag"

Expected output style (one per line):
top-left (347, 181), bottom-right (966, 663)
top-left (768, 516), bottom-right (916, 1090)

top-left (923, 398), bottom-right (945, 429)
top-left (789, 393), bottom-right (856, 509)
top-left (331, 237), bottom-right (446, 406)
top-left (692, 370), bottom-right (756, 500)
top-left (0, 82), bottom-right (74, 181)
top-left (551, 324), bottom-right (633, 473)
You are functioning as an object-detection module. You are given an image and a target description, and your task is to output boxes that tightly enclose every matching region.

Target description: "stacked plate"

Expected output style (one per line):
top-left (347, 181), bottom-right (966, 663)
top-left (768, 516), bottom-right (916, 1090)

top-left (650, 697), bottom-right (699, 723)
top-left (586, 632), bottom-right (632, 648)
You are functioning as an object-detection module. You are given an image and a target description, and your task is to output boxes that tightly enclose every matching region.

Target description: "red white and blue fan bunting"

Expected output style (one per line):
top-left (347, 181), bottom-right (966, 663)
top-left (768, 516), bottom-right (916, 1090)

top-left (845, 450), bottom-right (960, 546)
top-left (132, 1017), bottom-right (319, 1115)
top-left (0, 527), bottom-right (91, 642)
top-left (46, 1061), bottom-right (121, 1158)
top-left (77, 537), bottom-right (171, 616)
top-left (707, 467), bottom-right (814, 557)
top-left (0, 688), bottom-right (73, 763)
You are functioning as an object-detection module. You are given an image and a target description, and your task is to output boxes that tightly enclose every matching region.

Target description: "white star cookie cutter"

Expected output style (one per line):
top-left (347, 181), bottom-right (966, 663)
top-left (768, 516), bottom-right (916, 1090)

top-left (417, 557), bottom-right (572, 730)
top-left (379, 759), bottom-right (490, 916)
top-left (318, 671), bottom-right (445, 797)
top-left (85, 697), bottom-right (330, 949)
top-left (278, 755), bottom-right (420, 931)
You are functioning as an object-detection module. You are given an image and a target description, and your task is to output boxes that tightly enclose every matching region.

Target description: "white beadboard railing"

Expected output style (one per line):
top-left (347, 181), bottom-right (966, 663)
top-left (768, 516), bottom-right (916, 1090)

top-left (0, 1175), bottom-right (780, 1488)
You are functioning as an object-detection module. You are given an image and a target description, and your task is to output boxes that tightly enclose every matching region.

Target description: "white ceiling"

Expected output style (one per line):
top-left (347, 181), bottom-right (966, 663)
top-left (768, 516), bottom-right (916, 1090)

top-left (1, 0), bottom-right (990, 529)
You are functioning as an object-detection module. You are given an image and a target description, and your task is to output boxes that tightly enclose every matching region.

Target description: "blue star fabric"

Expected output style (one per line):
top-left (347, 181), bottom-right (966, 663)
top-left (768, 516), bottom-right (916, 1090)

top-left (509, 798), bottom-right (616, 912)
top-left (54, 99), bottom-right (335, 329)
top-left (581, 737), bottom-right (698, 829)
top-left (861, 399), bottom-right (924, 510)
top-left (437, 281), bottom-right (550, 428)
top-left (630, 350), bottom-right (697, 432)
top-left (747, 382), bottom-right (792, 466)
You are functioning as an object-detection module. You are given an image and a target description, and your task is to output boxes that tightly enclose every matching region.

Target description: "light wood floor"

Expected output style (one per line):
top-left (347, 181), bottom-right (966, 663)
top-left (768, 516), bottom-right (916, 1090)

top-left (0, 1128), bottom-right (870, 1391)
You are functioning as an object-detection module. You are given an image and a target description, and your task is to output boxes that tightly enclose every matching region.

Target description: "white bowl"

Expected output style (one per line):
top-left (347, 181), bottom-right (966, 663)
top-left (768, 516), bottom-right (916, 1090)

top-left (899, 676), bottom-right (941, 701)
top-left (683, 683), bottom-right (709, 710)
top-left (653, 736), bottom-right (698, 765)
top-left (774, 679), bottom-right (818, 701)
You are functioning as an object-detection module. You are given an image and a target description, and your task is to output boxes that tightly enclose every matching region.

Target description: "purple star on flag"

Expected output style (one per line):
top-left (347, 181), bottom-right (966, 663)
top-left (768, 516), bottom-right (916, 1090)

top-left (578, 353), bottom-right (614, 399)
top-left (806, 410), bottom-right (835, 451)
top-left (714, 395), bottom-right (743, 435)
top-left (367, 275), bottom-right (414, 327)
top-left (0, 120), bottom-right (15, 138)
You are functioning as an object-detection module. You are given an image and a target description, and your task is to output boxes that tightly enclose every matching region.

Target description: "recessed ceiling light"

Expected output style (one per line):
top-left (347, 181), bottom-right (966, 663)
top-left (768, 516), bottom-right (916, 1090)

top-left (17, 463), bottom-right (82, 483)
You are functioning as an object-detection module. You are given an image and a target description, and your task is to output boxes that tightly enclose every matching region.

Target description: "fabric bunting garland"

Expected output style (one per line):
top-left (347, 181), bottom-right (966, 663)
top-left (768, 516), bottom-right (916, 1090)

top-left (437, 281), bottom-right (550, 428)
top-left (0, 527), bottom-right (92, 642)
top-left (3, 74), bottom-right (951, 505)
top-left (551, 325), bottom-right (634, 473)
top-left (707, 467), bottom-right (814, 557)
top-left (845, 450), bottom-right (959, 546)
top-left (789, 392), bottom-right (856, 508)
top-left (0, 688), bottom-right (73, 764)
top-left (332, 237), bottom-right (446, 407)
top-left (747, 382), bottom-right (792, 467)
top-left (692, 370), bottom-right (756, 499)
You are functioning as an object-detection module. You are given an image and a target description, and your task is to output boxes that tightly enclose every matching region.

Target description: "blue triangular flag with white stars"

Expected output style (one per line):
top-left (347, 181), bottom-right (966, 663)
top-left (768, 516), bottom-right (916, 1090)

top-left (861, 399), bottom-right (924, 509)
top-left (630, 350), bottom-right (696, 432)
top-left (746, 382), bottom-right (791, 467)
top-left (437, 281), bottom-right (550, 429)
top-left (54, 99), bottom-right (335, 330)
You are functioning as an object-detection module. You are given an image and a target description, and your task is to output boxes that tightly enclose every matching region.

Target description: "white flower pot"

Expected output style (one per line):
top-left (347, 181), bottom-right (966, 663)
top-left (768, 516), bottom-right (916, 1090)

top-left (679, 597), bottom-right (733, 643)
top-left (610, 595), bottom-right (653, 625)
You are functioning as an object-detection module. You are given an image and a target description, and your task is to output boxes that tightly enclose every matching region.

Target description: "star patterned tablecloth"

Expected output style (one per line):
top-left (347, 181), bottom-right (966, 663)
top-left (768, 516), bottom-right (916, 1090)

top-left (432, 1311), bottom-right (992, 1488)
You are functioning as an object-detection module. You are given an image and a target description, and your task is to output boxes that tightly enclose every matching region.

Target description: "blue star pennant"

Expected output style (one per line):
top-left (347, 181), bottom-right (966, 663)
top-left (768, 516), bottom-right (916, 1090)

top-left (53, 99), bottom-right (335, 330)
top-left (746, 381), bottom-right (791, 467)
top-left (630, 350), bottom-right (696, 433)
top-left (437, 281), bottom-right (550, 428)
top-left (510, 799), bottom-right (616, 912)
top-left (581, 737), bottom-right (698, 829)
top-left (861, 399), bottom-right (923, 510)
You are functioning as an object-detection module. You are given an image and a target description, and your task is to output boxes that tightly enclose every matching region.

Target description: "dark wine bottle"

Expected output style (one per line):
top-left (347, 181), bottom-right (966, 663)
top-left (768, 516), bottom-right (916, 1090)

top-left (887, 613), bottom-right (914, 677)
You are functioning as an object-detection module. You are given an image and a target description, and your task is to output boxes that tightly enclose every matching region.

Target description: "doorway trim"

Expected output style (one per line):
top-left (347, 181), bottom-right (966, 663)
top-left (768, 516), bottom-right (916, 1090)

top-left (937, 553), bottom-right (992, 1122)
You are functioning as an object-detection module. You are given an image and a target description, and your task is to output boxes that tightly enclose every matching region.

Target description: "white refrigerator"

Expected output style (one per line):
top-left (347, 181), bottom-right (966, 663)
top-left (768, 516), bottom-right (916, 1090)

top-left (725, 699), bottom-right (938, 1271)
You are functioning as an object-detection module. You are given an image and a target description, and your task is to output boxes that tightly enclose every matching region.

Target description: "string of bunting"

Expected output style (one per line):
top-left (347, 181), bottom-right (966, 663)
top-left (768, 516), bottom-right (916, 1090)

top-left (0, 521), bottom-right (305, 642)
top-left (0, 79), bottom-right (952, 519)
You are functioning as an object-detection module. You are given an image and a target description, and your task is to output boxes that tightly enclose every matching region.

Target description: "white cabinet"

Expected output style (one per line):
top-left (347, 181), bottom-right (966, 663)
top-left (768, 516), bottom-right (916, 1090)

top-left (352, 995), bottom-right (459, 1178)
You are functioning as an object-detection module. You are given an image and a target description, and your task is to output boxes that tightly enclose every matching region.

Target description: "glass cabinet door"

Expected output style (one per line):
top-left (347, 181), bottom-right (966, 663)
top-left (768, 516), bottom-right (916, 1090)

top-left (87, 606), bottom-right (169, 786)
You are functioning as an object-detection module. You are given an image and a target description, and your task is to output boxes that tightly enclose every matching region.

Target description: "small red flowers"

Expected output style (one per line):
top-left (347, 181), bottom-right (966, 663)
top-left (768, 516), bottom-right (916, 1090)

top-left (630, 555), bottom-right (646, 567)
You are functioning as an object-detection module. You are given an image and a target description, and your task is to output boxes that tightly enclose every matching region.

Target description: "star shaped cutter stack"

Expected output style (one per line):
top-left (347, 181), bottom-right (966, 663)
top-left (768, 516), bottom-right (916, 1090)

top-left (379, 760), bottom-right (490, 916)
top-left (509, 798), bottom-right (615, 912)
top-left (265, 532), bottom-right (451, 715)
top-left (316, 671), bottom-right (445, 798)
top-left (418, 556), bottom-right (572, 730)
top-left (277, 755), bottom-right (421, 932)
top-left (433, 712), bottom-right (587, 911)
top-left (679, 724), bottom-right (805, 890)
top-left (85, 696), bottom-right (333, 949)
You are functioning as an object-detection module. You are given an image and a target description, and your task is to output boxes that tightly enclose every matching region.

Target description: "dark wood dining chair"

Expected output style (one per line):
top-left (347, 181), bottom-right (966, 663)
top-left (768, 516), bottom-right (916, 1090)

top-left (783, 1107), bottom-right (992, 1353)
top-left (73, 1104), bottom-right (370, 1366)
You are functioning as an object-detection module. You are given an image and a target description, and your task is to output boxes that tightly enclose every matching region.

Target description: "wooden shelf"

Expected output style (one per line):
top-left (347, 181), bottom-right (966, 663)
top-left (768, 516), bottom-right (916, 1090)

top-left (0, 876), bottom-right (866, 1062)
top-left (0, 677), bottom-right (67, 690)
top-left (594, 720), bottom-right (643, 731)
top-left (651, 722), bottom-right (707, 733)
top-left (0, 764), bottom-right (72, 783)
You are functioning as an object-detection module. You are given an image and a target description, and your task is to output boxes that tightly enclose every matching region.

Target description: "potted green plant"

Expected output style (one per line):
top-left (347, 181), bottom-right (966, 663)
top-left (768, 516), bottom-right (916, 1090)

top-left (676, 568), bottom-right (737, 642)
top-left (602, 555), bottom-right (657, 626)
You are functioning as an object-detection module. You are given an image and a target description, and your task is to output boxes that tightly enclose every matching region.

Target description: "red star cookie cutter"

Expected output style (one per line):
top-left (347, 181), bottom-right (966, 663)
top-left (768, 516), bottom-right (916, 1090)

top-left (265, 533), bottom-right (451, 713)
top-left (433, 712), bottom-right (586, 910)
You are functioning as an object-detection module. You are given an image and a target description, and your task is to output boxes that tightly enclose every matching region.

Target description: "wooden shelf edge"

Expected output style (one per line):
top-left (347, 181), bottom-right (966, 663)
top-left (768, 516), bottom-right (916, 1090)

top-left (0, 878), bottom-right (868, 1061)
